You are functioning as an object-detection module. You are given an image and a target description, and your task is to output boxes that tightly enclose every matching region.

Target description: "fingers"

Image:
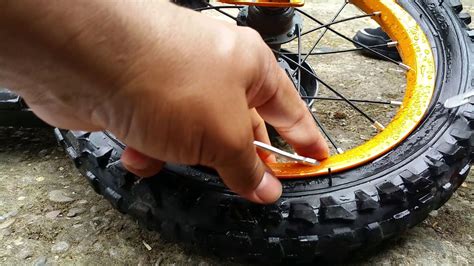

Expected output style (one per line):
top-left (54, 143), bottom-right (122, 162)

top-left (249, 49), bottom-right (330, 160)
top-left (121, 147), bottom-right (164, 177)
top-left (250, 109), bottom-right (276, 163)
top-left (122, 115), bottom-right (281, 204)
top-left (214, 139), bottom-right (281, 204)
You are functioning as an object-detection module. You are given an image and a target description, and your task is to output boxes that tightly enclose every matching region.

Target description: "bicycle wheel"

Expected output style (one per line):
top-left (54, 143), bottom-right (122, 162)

top-left (55, 0), bottom-right (473, 263)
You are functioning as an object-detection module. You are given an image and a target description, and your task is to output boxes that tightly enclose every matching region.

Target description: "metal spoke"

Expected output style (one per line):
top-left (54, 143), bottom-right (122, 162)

top-left (278, 43), bottom-right (394, 56)
top-left (295, 8), bottom-right (410, 70)
top-left (301, 96), bottom-right (402, 106)
top-left (292, 1), bottom-right (348, 75)
top-left (310, 111), bottom-right (344, 154)
top-left (284, 69), bottom-right (343, 153)
top-left (269, 13), bottom-right (376, 44)
top-left (296, 24), bottom-right (302, 94)
top-left (278, 52), bottom-right (382, 128)
top-left (300, 13), bottom-right (376, 38)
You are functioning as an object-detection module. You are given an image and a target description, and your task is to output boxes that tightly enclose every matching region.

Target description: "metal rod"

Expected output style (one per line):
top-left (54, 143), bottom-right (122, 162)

top-left (277, 43), bottom-right (391, 56)
top-left (295, 8), bottom-right (409, 70)
top-left (253, 141), bottom-right (319, 165)
top-left (301, 96), bottom-right (402, 106)
top-left (309, 111), bottom-right (343, 154)
top-left (297, 24), bottom-right (302, 94)
top-left (301, 13), bottom-right (377, 37)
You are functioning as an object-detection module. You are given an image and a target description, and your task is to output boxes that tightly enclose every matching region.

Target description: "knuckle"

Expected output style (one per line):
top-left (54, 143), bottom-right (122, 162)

top-left (218, 145), bottom-right (263, 195)
top-left (218, 133), bottom-right (253, 163)
top-left (239, 159), bottom-right (263, 193)
top-left (205, 122), bottom-right (253, 165)
top-left (252, 113), bottom-right (265, 129)
top-left (278, 105), bottom-right (307, 132)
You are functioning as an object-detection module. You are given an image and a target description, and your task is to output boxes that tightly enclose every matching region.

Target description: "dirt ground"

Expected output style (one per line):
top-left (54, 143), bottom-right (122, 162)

top-left (0, 1), bottom-right (473, 265)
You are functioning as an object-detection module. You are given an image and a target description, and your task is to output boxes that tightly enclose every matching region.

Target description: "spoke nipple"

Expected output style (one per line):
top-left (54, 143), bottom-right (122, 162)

top-left (399, 63), bottom-right (411, 71)
top-left (372, 121), bottom-right (385, 132)
top-left (336, 148), bottom-right (344, 154)
top-left (373, 11), bottom-right (382, 16)
top-left (390, 100), bottom-right (403, 106)
top-left (387, 41), bottom-right (398, 47)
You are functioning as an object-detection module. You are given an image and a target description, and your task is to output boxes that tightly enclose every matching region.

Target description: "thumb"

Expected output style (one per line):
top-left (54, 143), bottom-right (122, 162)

top-left (121, 147), bottom-right (164, 178)
top-left (214, 141), bottom-right (282, 204)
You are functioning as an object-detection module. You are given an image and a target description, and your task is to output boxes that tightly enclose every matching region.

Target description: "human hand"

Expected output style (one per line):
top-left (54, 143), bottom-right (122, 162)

top-left (0, 1), bottom-right (329, 204)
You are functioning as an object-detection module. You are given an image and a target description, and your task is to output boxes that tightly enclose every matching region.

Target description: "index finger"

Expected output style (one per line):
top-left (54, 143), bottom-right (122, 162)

top-left (248, 49), bottom-right (329, 160)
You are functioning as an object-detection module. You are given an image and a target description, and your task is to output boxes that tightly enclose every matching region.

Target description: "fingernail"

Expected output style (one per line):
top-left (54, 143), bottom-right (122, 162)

top-left (254, 171), bottom-right (282, 204)
top-left (265, 154), bottom-right (277, 164)
top-left (121, 151), bottom-right (150, 170)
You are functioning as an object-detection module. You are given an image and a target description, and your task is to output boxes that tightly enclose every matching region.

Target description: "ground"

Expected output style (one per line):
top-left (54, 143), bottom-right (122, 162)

top-left (0, 1), bottom-right (473, 265)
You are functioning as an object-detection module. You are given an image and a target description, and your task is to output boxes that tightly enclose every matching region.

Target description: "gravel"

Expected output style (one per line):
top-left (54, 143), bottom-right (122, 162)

top-left (66, 207), bottom-right (85, 217)
top-left (48, 190), bottom-right (74, 203)
top-left (45, 210), bottom-right (61, 219)
top-left (51, 241), bottom-right (70, 254)
top-left (32, 256), bottom-right (48, 266)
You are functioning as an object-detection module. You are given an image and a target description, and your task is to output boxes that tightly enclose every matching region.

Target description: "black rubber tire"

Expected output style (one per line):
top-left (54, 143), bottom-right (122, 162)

top-left (55, 0), bottom-right (474, 263)
top-left (0, 88), bottom-right (48, 128)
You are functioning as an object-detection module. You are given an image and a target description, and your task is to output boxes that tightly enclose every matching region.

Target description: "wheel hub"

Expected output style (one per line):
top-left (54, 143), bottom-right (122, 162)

top-left (237, 6), bottom-right (302, 47)
top-left (277, 52), bottom-right (319, 105)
